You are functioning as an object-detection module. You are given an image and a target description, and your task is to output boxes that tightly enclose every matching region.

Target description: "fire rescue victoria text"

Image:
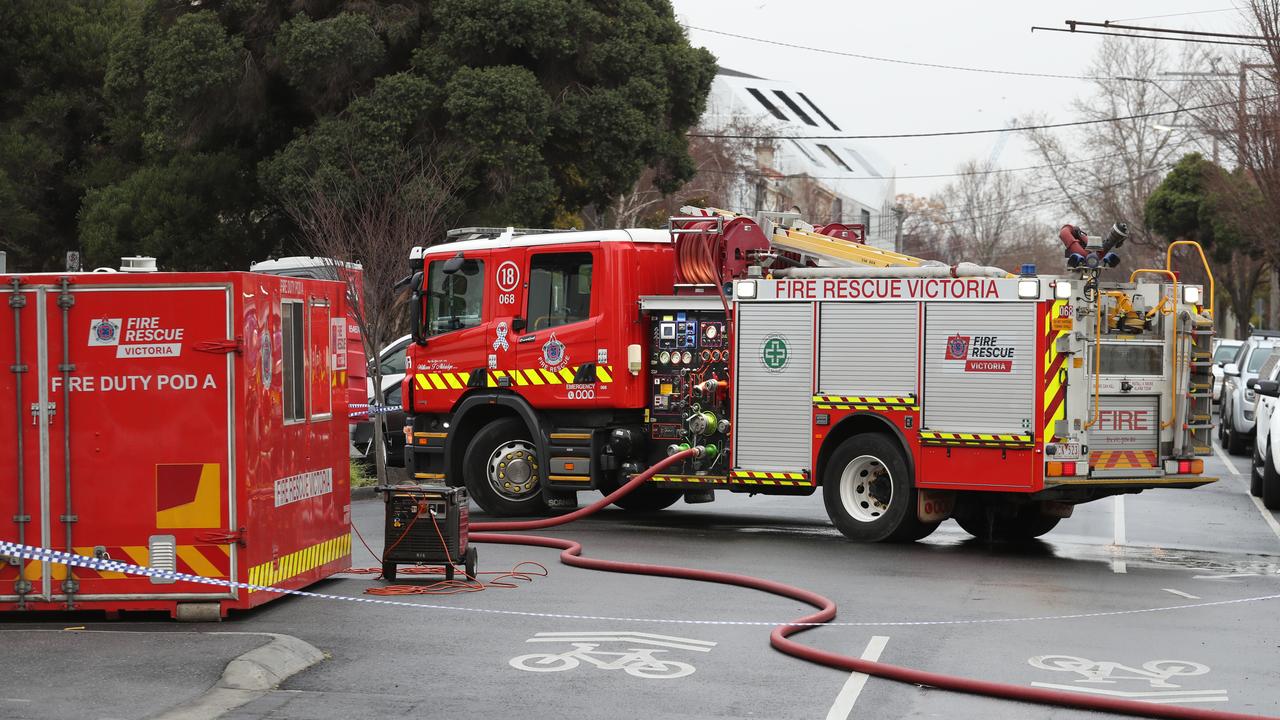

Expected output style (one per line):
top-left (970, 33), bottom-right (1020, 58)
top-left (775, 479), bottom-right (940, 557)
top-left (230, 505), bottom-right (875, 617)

top-left (773, 277), bottom-right (1000, 300)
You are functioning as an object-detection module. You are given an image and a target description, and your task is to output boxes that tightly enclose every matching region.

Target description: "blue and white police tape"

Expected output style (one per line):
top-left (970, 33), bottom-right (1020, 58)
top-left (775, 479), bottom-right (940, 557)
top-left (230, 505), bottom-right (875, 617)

top-left (2, 539), bottom-right (1278, 627)
top-left (347, 403), bottom-right (399, 419)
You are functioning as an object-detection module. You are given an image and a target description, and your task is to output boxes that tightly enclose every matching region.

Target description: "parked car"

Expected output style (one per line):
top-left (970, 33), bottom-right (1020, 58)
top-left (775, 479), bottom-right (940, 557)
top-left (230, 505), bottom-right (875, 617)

top-left (1212, 338), bottom-right (1243, 404)
top-left (1220, 332), bottom-right (1280, 454)
top-left (352, 335), bottom-right (411, 467)
top-left (1249, 352), bottom-right (1280, 507)
top-left (352, 380), bottom-right (406, 468)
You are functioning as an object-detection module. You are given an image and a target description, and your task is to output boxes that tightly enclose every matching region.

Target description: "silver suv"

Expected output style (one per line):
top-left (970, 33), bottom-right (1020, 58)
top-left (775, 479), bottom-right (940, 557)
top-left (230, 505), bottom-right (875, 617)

top-left (1220, 332), bottom-right (1279, 454)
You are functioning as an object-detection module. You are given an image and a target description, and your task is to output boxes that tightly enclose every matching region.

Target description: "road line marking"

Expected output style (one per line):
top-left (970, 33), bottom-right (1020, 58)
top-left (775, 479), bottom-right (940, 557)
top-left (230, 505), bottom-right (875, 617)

top-left (1112, 496), bottom-right (1128, 574)
top-left (1213, 442), bottom-right (1241, 477)
top-left (1163, 589), bottom-right (1200, 600)
top-left (1215, 439), bottom-right (1280, 545)
top-left (1249, 496), bottom-right (1280, 544)
top-left (826, 636), bottom-right (889, 720)
top-left (1193, 572), bottom-right (1260, 581)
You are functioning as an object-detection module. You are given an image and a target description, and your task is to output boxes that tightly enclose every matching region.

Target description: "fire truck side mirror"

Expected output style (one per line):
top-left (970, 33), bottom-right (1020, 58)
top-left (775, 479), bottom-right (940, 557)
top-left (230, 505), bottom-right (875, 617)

top-left (409, 271), bottom-right (427, 347)
top-left (511, 317), bottom-right (526, 332)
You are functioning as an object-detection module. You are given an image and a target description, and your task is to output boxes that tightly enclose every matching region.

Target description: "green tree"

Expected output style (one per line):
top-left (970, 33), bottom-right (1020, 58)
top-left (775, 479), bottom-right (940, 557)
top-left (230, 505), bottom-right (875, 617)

top-left (1146, 153), bottom-right (1275, 335)
top-left (78, 0), bottom-right (716, 270)
top-left (0, 0), bottom-right (128, 271)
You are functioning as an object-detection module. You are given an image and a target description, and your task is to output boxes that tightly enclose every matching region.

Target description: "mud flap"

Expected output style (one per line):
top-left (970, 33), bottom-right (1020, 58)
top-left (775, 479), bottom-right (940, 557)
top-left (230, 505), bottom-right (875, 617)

top-left (917, 489), bottom-right (956, 523)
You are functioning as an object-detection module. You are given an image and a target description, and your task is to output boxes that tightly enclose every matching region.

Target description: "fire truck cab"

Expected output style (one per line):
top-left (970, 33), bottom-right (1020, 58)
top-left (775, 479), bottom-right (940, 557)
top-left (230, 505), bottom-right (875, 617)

top-left (403, 215), bottom-right (1217, 542)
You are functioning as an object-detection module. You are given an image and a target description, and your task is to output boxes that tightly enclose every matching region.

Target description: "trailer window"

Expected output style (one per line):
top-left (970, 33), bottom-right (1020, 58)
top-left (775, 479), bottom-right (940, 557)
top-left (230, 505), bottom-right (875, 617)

top-left (527, 253), bottom-right (593, 331)
top-left (425, 258), bottom-right (484, 336)
top-left (281, 300), bottom-right (306, 423)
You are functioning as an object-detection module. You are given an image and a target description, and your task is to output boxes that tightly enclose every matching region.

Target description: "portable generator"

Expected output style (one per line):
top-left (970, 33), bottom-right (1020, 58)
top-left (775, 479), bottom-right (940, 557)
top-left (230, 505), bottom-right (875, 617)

top-left (378, 485), bottom-right (475, 581)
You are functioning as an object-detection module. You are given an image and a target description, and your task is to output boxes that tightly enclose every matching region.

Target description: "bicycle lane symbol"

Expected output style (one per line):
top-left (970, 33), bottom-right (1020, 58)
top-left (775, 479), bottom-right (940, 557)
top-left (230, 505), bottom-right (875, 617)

top-left (509, 631), bottom-right (717, 680)
top-left (1027, 655), bottom-right (1228, 703)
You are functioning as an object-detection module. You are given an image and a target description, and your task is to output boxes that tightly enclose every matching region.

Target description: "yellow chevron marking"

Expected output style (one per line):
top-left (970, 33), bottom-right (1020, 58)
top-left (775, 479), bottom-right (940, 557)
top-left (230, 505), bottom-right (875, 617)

top-left (521, 369), bottom-right (542, 385)
top-left (177, 546), bottom-right (222, 578)
top-left (559, 368), bottom-right (576, 383)
top-left (540, 369), bottom-right (562, 384)
top-left (425, 374), bottom-right (443, 390)
top-left (442, 373), bottom-right (462, 390)
top-left (415, 374), bottom-right (430, 390)
top-left (513, 370), bottom-right (529, 386)
top-left (596, 365), bottom-right (614, 383)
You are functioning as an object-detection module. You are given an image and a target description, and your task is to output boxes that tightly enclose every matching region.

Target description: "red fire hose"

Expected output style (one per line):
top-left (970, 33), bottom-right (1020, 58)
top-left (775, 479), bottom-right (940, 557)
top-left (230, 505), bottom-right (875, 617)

top-left (471, 449), bottom-right (1270, 720)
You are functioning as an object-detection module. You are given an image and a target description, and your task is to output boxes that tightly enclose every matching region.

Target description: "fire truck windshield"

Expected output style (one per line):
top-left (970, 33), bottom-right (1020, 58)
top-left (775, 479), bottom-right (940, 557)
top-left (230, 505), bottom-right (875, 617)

top-left (426, 258), bottom-right (484, 336)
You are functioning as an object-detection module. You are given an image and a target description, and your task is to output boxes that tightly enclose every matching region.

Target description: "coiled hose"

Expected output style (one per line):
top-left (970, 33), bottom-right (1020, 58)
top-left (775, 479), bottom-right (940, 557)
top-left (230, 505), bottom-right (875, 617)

top-left (470, 450), bottom-right (1270, 720)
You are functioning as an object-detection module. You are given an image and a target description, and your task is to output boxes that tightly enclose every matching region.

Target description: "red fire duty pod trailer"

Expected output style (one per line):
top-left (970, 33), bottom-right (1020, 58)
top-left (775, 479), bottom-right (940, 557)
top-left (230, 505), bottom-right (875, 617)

top-left (0, 270), bottom-right (351, 619)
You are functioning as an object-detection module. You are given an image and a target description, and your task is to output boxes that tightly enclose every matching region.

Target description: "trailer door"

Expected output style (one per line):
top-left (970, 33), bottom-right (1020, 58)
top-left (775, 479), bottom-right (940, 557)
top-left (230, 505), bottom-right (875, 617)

top-left (2, 282), bottom-right (237, 605)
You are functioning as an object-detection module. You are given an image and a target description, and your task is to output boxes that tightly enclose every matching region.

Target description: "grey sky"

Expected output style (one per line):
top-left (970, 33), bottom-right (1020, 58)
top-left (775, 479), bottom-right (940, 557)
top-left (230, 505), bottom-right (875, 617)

top-left (673, 1), bottom-right (1250, 206)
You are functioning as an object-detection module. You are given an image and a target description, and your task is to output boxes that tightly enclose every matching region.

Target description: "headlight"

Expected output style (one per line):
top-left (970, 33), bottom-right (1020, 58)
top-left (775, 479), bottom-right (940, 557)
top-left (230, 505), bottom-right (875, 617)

top-left (1182, 286), bottom-right (1202, 305)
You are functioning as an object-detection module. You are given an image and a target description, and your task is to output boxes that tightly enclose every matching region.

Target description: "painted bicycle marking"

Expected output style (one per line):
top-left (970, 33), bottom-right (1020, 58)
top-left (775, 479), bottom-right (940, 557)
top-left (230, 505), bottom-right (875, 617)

top-left (510, 631), bottom-right (715, 680)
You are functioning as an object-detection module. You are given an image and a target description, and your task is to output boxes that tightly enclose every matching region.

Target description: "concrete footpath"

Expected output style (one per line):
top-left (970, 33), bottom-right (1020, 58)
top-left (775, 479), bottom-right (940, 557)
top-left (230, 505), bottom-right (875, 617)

top-left (0, 629), bottom-right (321, 720)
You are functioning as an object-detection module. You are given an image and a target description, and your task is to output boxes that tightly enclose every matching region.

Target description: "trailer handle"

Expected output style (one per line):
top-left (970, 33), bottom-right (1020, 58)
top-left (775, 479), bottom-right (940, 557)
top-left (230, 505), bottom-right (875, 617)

top-left (1165, 240), bottom-right (1214, 316)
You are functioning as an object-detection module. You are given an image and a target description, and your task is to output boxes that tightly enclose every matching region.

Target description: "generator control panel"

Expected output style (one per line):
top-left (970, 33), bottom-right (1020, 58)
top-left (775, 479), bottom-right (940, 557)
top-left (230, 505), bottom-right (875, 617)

top-left (645, 307), bottom-right (730, 474)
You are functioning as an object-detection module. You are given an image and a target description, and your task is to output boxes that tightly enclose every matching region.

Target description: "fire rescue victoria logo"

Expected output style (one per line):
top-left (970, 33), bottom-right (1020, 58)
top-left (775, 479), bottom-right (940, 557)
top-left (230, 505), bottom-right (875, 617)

top-left (761, 334), bottom-right (790, 372)
top-left (540, 333), bottom-right (568, 371)
top-left (944, 334), bottom-right (970, 361)
top-left (89, 318), bottom-right (122, 346)
top-left (944, 333), bottom-right (1014, 373)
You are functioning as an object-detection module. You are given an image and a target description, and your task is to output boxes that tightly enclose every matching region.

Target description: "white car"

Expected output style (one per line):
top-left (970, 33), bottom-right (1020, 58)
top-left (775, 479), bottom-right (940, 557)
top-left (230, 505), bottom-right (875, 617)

top-left (1212, 338), bottom-right (1243, 403)
top-left (1220, 337), bottom-right (1279, 454)
top-left (1250, 352), bottom-right (1280, 508)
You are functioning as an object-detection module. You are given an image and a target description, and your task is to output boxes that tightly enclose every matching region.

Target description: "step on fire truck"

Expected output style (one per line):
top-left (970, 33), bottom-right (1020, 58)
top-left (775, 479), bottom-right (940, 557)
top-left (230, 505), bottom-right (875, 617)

top-left (402, 209), bottom-right (1215, 542)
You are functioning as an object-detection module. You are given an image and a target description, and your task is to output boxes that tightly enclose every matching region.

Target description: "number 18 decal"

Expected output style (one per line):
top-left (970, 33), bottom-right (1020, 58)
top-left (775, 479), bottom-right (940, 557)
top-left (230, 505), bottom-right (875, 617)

top-left (497, 261), bottom-right (520, 305)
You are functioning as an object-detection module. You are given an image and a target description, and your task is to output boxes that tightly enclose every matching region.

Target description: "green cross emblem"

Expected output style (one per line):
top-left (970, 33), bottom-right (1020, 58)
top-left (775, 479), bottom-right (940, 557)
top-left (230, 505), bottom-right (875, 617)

top-left (762, 335), bottom-right (789, 371)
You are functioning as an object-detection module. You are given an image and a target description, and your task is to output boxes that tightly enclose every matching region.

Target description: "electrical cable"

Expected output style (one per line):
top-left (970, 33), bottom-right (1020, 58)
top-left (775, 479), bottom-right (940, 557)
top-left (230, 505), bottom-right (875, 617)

top-left (688, 94), bottom-right (1271, 140)
top-left (468, 448), bottom-right (1274, 720)
top-left (1031, 26), bottom-right (1260, 47)
top-left (348, 494), bottom-right (549, 595)
top-left (697, 133), bottom-right (1205, 182)
top-left (685, 25), bottom-right (1108, 81)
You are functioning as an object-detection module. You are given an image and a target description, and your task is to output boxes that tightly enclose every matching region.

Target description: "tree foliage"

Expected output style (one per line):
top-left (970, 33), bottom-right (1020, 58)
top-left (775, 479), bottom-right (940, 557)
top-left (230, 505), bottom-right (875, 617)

top-left (53, 0), bottom-right (716, 271)
top-left (1146, 153), bottom-right (1275, 335)
top-left (0, 0), bottom-right (126, 270)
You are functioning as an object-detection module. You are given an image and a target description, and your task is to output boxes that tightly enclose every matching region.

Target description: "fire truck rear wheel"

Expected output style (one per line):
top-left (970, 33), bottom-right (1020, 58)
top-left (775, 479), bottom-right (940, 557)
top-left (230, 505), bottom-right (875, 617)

top-left (822, 434), bottom-right (931, 543)
top-left (463, 417), bottom-right (548, 516)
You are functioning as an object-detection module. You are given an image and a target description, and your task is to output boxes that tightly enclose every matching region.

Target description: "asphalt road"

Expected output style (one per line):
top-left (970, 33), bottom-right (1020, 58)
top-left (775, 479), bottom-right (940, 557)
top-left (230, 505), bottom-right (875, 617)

top-left (3, 441), bottom-right (1278, 720)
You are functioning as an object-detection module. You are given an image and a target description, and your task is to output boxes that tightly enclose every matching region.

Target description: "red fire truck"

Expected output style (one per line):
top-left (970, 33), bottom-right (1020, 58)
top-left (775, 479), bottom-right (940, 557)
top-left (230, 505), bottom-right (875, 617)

top-left (1, 269), bottom-right (351, 618)
top-left (402, 212), bottom-right (1216, 542)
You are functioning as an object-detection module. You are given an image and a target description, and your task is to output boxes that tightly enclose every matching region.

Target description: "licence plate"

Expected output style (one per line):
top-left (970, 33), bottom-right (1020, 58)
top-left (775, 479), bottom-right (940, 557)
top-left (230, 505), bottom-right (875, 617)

top-left (1052, 442), bottom-right (1082, 460)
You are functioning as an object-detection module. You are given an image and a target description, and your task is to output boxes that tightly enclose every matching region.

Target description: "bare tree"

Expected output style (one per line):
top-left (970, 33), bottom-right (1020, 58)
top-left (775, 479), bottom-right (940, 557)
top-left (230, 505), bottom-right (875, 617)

top-left (286, 150), bottom-right (465, 483)
top-left (898, 161), bottom-right (1053, 269)
top-left (585, 117), bottom-right (780, 228)
top-left (1025, 38), bottom-right (1207, 265)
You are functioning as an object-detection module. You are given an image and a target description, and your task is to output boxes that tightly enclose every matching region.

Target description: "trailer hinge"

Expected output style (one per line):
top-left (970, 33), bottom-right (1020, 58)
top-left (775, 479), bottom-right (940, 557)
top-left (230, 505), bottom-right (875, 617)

top-left (8, 292), bottom-right (26, 309)
top-left (9, 363), bottom-right (27, 374)
top-left (30, 401), bottom-right (55, 425)
top-left (194, 337), bottom-right (243, 355)
top-left (59, 514), bottom-right (78, 524)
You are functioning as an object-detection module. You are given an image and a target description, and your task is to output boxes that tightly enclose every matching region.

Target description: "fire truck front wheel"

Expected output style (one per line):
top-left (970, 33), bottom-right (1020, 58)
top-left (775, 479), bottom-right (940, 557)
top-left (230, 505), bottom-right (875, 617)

top-left (463, 417), bottom-right (548, 516)
top-left (822, 434), bottom-right (935, 543)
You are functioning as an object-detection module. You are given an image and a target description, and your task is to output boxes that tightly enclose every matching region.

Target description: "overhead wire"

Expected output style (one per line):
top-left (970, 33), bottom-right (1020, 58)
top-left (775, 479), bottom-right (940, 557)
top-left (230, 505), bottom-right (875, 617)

top-left (687, 95), bottom-right (1268, 140)
top-left (685, 25), bottom-right (1108, 81)
top-left (695, 133), bottom-right (1205, 183)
